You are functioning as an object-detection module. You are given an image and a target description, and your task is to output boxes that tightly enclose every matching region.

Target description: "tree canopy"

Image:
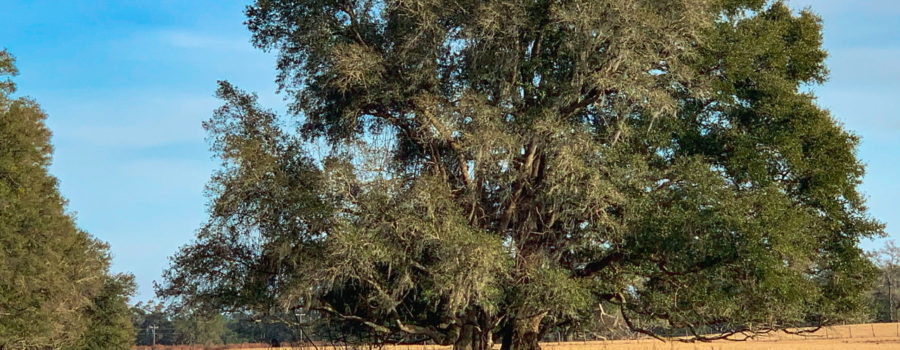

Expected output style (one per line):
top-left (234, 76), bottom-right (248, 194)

top-left (159, 1), bottom-right (883, 350)
top-left (0, 50), bottom-right (135, 350)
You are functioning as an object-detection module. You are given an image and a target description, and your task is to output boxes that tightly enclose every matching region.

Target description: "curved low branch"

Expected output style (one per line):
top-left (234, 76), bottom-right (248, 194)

top-left (395, 319), bottom-right (456, 345)
top-left (307, 304), bottom-right (457, 345)
top-left (310, 305), bottom-right (391, 333)
top-left (619, 305), bottom-right (667, 342)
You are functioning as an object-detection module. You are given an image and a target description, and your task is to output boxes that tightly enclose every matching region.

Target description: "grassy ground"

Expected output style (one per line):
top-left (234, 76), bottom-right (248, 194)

top-left (137, 323), bottom-right (900, 350)
top-left (348, 323), bottom-right (900, 350)
top-left (530, 322), bottom-right (900, 350)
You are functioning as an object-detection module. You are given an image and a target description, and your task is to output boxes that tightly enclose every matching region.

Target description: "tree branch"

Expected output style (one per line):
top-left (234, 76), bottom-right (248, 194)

top-left (394, 319), bottom-right (456, 345)
top-left (575, 252), bottom-right (624, 278)
top-left (414, 102), bottom-right (474, 190)
top-left (559, 88), bottom-right (616, 116)
top-left (336, 1), bottom-right (367, 45)
top-left (310, 305), bottom-right (392, 334)
top-left (619, 304), bottom-right (667, 342)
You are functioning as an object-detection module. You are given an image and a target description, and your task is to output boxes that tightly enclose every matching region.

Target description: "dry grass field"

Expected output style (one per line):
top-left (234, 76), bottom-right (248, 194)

top-left (136, 323), bottom-right (900, 350)
top-left (529, 322), bottom-right (900, 350)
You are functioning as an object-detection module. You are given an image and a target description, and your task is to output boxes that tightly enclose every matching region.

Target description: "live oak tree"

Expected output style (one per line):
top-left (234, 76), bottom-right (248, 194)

top-left (159, 1), bottom-right (882, 350)
top-left (0, 50), bottom-right (135, 350)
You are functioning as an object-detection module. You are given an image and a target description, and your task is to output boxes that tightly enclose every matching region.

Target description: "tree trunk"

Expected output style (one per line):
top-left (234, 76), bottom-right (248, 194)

top-left (500, 312), bottom-right (546, 350)
top-left (454, 323), bottom-right (491, 350)
top-left (453, 309), bottom-right (493, 350)
top-left (500, 317), bottom-right (514, 350)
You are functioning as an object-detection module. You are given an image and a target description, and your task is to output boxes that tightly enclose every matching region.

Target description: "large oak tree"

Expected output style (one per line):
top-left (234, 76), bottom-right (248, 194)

top-left (160, 1), bottom-right (882, 349)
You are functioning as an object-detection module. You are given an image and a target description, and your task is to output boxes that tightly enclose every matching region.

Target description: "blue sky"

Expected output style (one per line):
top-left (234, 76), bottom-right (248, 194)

top-left (1, 0), bottom-right (898, 302)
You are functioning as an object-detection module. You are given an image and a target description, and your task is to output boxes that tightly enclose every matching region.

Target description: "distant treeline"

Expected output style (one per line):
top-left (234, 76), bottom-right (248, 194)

top-left (131, 302), bottom-right (299, 346)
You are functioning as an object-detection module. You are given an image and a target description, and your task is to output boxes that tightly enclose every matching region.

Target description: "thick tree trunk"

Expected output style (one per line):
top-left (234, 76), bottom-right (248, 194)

top-left (454, 323), bottom-right (491, 350)
top-left (499, 312), bottom-right (546, 350)
top-left (452, 309), bottom-right (493, 350)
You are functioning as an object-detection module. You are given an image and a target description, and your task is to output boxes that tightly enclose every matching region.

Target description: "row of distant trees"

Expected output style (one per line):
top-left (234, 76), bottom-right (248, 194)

top-left (130, 302), bottom-right (298, 346)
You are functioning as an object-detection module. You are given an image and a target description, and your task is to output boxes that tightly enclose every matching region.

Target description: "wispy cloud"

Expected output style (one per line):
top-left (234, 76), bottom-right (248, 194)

top-left (155, 29), bottom-right (255, 52)
top-left (47, 92), bottom-right (217, 149)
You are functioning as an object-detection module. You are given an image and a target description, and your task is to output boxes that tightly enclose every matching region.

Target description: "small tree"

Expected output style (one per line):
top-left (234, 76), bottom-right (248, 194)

top-left (70, 274), bottom-right (137, 350)
top-left (161, 1), bottom-right (883, 350)
top-left (871, 241), bottom-right (900, 322)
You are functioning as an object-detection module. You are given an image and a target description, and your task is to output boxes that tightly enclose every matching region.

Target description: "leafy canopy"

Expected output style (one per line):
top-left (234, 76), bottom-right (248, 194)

top-left (160, 0), bottom-right (882, 348)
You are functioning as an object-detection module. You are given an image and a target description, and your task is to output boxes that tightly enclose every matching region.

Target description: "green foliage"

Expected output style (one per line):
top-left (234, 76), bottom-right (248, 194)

top-left (132, 302), bottom-right (178, 346)
top-left (0, 49), bottom-right (134, 350)
top-left (869, 241), bottom-right (900, 322)
top-left (131, 303), bottom-right (298, 345)
top-left (171, 313), bottom-right (237, 345)
top-left (160, 1), bottom-right (882, 349)
top-left (69, 275), bottom-right (137, 350)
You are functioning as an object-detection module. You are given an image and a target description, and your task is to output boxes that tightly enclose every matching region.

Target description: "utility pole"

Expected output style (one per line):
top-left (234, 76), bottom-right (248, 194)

top-left (149, 325), bottom-right (159, 347)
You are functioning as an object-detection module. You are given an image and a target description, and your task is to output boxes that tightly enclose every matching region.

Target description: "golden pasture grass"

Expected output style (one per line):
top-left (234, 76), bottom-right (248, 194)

top-left (159, 323), bottom-right (900, 350)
